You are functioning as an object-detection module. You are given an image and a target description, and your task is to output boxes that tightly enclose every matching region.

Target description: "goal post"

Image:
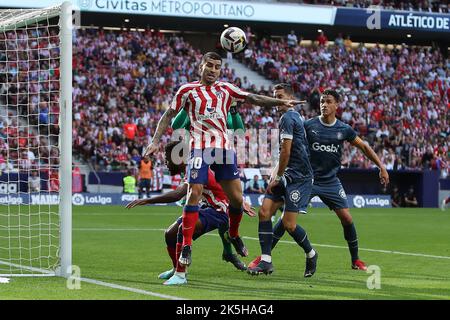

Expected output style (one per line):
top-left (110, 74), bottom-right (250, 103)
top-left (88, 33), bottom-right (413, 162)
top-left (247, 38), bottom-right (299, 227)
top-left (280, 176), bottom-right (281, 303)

top-left (59, 1), bottom-right (72, 279)
top-left (0, 2), bottom-right (72, 278)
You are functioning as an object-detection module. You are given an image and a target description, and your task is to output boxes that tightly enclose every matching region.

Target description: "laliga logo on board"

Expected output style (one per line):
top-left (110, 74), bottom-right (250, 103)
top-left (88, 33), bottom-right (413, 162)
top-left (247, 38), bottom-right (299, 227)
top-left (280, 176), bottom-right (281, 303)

top-left (353, 195), bottom-right (366, 208)
top-left (72, 193), bottom-right (85, 206)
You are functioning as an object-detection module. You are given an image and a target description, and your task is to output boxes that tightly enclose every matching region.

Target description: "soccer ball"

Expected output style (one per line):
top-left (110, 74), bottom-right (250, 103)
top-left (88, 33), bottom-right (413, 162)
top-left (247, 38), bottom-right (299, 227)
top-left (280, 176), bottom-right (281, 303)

top-left (220, 27), bottom-right (247, 53)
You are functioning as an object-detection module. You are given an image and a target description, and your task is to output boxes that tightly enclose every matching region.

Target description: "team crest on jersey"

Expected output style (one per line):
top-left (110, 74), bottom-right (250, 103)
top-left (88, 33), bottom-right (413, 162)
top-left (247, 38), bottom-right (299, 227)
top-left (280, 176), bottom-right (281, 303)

top-left (190, 169), bottom-right (199, 179)
top-left (339, 188), bottom-right (347, 199)
top-left (290, 190), bottom-right (300, 203)
top-left (337, 132), bottom-right (344, 140)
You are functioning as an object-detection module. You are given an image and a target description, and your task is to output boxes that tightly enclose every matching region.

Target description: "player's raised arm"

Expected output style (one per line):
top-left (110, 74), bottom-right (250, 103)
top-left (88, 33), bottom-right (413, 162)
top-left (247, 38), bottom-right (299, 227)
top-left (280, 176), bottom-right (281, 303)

top-left (144, 84), bottom-right (192, 157)
top-left (245, 93), bottom-right (305, 109)
top-left (143, 108), bottom-right (177, 157)
top-left (350, 136), bottom-right (390, 187)
top-left (126, 183), bottom-right (188, 209)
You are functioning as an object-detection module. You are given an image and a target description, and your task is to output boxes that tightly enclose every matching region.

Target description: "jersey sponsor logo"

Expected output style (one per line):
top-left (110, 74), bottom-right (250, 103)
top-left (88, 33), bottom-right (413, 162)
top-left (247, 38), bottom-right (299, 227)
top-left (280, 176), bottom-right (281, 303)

top-left (197, 113), bottom-right (224, 120)
top-left (339, 188), bottom-right (347, 199)
top-left (312, 142), bottom-right (339, 153)
top-left (290, 190), bottom-right (300, 203)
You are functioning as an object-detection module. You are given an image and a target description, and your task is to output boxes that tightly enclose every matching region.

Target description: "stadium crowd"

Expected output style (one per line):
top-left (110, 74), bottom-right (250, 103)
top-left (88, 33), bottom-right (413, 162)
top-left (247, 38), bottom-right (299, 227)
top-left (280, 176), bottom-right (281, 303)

top-left (1, 27), bottom-right (448, 179)
top-left (280, 0), bottom-right (449, 13)
top-left (240, 31), bottom-right (449, 173)
top-left (72, 28), bottom-right (238, 172)
top-left (0, 27), bottom-right (60, 190)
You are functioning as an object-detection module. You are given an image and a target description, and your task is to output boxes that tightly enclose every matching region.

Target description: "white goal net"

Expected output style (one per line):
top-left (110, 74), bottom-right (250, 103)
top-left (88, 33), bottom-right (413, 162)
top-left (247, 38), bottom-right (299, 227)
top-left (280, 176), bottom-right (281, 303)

top-left (0, 3), bottom-right (72, 277)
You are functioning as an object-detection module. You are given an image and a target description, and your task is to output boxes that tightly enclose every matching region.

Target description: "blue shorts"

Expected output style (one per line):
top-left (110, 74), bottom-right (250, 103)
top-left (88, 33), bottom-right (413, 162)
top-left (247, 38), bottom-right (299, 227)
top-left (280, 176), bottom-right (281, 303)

top-left (187, 148), bottom-right (240, 184)
top-left (310, 177), bottom-right (349, 210)
top-left (264, 177), bottom-right (313, 214)
top-left (176, 207), bottom-right (229, 239)
top-left (139, 179), bottom-right (151, 190)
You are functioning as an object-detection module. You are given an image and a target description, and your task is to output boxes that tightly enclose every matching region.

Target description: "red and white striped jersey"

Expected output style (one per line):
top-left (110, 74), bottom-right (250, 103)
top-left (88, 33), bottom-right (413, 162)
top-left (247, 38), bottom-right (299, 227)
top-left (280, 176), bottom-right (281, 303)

top-left (202, 168), bottom-right (229, 213)
top-left (181, 168), bottom-right (229, 213)
top-left (171, 80), bottom-right (249, 150)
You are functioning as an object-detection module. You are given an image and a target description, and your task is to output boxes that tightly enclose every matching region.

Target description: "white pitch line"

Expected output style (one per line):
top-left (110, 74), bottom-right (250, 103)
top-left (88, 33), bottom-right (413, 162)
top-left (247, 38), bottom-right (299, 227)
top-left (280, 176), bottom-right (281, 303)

top-left (0, 255), bottom-right (185, 300)
top-left (240, 236), bottom-right (450, 261)
top-left (79, 277), bottom-right (186, 300)
top-left (74, 228), bottom-right (166, 231)
top-left (72, 228), bottom-right (450, 261)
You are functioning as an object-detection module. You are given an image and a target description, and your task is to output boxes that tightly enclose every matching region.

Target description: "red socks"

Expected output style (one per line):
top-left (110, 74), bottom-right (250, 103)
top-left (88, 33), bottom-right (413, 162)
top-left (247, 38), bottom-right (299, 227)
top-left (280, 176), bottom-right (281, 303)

top-left (175, 242), bottom-right (185, 273)
top-left (228, 205), bottom-right (243, 238)
top-left (166, 246), bottom-right (177, 268)
top-left (181, 205), bottom-right (199, 246)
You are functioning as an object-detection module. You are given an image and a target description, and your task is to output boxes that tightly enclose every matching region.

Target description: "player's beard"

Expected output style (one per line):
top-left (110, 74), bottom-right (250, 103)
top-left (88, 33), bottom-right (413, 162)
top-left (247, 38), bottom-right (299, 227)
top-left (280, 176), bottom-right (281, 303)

top-left (203, 72), bottom-right (218, 85)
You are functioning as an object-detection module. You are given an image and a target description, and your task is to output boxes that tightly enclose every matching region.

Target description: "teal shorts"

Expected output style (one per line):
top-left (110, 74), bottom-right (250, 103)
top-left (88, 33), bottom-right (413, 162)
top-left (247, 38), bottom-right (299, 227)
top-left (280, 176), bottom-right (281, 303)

top-left (264, 177), bottom-right (313, 214)
top-left (310, 177), bottom-right (349, 210)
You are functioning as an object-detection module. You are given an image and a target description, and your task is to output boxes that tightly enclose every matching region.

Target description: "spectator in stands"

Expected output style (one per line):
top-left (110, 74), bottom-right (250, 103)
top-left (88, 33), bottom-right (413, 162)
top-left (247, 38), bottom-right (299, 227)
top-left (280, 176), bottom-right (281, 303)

top-left (261, 111), bottom-right (274, 125)
top-left (246, 175), bottom-right (264, 194)
top-left (403, 186), bottom-right (418, 207)
top-left (262, 175), bottom-right (269, 191)
top-left (241, 76), bottom-right (252, 90)
top-left (48, 170), bottom-right (59, 192)
top-left (28, 171), bottom-right (41, 192)
top-left (335, 32), bottom-right (344, 47)
top-left (344, 35), bottom-right (353, 50)
top-left (316, 31), bottom-right (328, 46)
top-left (138, 156), bottom-right (152, 199)
top-left (391, 185), bottom-right (402, 208)
top-left (287, 30), bottom-right (298, 48)
top-left (123, 169), bottom-right (136, 194)
top-left (72, 166), bottom-right (83, 193)
top-left (38, 102), bottom-right (49, 135)
top-left (123, 118), bottom-right (137, 141)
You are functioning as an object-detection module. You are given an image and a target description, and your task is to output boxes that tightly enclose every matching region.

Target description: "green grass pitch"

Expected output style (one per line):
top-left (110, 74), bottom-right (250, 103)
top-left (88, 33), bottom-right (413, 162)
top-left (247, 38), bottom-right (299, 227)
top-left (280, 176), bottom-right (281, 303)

top-left (1, 205), bottom-right (450, 300)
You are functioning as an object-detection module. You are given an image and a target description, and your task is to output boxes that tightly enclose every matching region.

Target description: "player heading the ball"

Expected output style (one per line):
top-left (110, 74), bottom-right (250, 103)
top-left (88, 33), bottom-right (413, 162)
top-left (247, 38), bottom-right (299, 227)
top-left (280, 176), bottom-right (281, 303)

top-left (143, 51), bottom-right (303, 268)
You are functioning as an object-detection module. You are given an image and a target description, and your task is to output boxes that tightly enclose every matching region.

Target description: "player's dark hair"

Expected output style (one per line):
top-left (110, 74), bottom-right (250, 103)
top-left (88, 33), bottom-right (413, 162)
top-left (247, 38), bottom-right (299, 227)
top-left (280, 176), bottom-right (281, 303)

top-left (201, 52), bottom-right (222, 64)
top-left (273, 83), bottom-right (293, 96)
top-left (321, 89), bottom-right (340, 103)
